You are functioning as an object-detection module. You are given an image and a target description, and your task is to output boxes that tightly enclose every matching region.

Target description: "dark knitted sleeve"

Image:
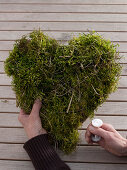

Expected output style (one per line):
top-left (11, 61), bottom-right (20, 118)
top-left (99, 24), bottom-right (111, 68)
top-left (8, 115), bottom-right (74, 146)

top-left (23, 134), bottom-right (71, 170)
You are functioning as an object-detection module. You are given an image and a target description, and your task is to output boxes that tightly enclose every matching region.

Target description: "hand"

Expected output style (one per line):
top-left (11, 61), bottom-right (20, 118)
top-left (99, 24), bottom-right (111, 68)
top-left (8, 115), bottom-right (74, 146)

top-left (18, 99), bottom-right (47, 139)
top-left (85, 123), bottom-right (127, 156)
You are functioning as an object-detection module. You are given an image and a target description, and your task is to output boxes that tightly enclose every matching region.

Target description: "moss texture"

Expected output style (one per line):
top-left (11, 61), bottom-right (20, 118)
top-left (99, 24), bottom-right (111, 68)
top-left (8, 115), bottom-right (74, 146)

top-left (4, 30), bottom-right (122, 154)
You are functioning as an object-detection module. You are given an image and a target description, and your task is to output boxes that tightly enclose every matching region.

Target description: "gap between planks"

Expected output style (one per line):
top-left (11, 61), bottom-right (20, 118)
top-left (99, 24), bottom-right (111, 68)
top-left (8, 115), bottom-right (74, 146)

top-left (1, 3), bottom-right (127, 5)
top-left (1, 12), bottom-right (127, 14)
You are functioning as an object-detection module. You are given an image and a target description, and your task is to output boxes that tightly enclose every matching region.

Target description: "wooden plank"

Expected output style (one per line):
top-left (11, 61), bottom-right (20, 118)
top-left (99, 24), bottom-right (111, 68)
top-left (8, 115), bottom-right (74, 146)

top-left (0, 143), bottom-right (127, 163)
top-left (0, 99), bottom-right (19, 112)
top-left (0, 160), bottom-right (34, 170)
top-left (0, 113), bottom-right (126, 129)
top-left (58, 146), bottom-right (127, 163)
top-left (0, 41), bottom-right (126, 52)
top-left (1, 98), bottom-right (127, 115)
top-left (82, 116), bottom-right (127, 130)
top-left (0, 128), bottom-right (126, 144)
top-left (0, 0), bottom-right (127, 5)
top-left (2, 160), bottom-right (127, 170)
top-left (0, 22), bottom-right (127, 31)
top-left (0, 113), bottom-right (20, 127)
top-left (0, 161), bottom-right (127, 170)
top-left (1, 4), bottom-right (127, 13)
top-left (78, 130), bottom-right (127, 145)
top-left (96, 102), bottom-right (127, 115)
top-left (0, 41), bottom-right (13, 50)
top-left (0, 13), bottom-right (127, 22)
top-left (0, 51), bottom-right (9, 61)
top-left (0, 62), bottom-right (4, 73)
top-left (0, 14), bottom-right (126, 25)
top-left (0, 128), bottom-right (27, 143)
top-left (67, 163), bottom-right (127, 170)
top-left (0, 86), bottom-right (15, 98)
top-left (108, 88), bottom-right (127, 101)
top-left (120, 53), bottom-right (127, 63)
top-left (1, 31), bottom-right (127, 42)
top-left (0, 74), bottom-right (11, 85)
top-left (1, 99), bottom-right (127, 115)
top-left (119, 76), bottom-right (127, 87)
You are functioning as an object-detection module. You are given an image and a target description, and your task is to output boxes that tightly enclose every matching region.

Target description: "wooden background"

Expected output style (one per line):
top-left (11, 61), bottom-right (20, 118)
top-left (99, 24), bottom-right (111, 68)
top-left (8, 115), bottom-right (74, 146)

top-left (0, 0), bottom-right (127, 169)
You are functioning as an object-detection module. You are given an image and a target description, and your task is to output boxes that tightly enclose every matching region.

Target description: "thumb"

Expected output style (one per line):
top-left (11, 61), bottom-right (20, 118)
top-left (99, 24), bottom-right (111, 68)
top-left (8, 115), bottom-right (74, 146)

top-left (89, 125), bottom-right (108, 139)
top-left (31, 99), bottom-right (42, 116)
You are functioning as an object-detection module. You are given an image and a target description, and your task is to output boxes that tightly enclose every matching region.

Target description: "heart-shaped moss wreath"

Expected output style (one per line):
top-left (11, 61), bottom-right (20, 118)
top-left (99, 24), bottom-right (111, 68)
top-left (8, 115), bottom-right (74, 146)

top-left (4, 30), bottom-right (122, 154)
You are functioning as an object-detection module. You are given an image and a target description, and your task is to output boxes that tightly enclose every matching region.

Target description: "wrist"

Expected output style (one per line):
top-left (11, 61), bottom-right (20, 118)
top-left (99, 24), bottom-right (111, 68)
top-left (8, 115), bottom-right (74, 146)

top-left (25, 127), bottom-right (47, 140)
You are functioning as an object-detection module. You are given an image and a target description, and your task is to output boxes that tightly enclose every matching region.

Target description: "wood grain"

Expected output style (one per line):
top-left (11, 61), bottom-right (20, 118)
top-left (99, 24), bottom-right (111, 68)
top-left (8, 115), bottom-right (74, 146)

top-left (1, 13), bottom-right (127, 22)
top-left (0, 40), bottom-right (127, 51)
top-left (0, 41), bottom-right (127, 52)
top-left (0, 113), bottom-right (126, 130)
top-left (1, 31), bottom-right (127, 41)
top-left (1, 98), bottom-right (127, 115)
top-left (0, 160), bottom-right (34, 170)
top-left (0, 160), bottom-right (127, 170)
top-left (0, 74), bottom-right (11, 85)
top-left (0, 4), bottom-right (127, 13)
top-left (0, 99), bottom-right (19, 112)
top-left (0, 0), bottom-right (127, 5)
top-left (0, 128), bottom-right (126, 145)
top-left (0, 143), bottom-right (127, 163)
top-left (0, 22), bottom-right (127, 31)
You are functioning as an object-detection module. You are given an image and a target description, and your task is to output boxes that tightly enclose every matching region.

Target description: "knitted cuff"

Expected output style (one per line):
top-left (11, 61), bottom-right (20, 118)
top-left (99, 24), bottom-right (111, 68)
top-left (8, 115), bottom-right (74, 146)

top-left (23, 134), bottom-right (70, 170)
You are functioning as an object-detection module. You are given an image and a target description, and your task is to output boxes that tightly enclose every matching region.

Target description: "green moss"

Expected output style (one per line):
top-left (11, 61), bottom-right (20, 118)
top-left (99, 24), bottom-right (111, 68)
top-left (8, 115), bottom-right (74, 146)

top-left (4, 30), bottom-right (122, 154)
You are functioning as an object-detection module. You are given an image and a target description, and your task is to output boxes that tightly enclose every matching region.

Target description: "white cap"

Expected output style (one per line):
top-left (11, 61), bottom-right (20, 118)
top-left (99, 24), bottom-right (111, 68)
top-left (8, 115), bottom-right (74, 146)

top-left (91, 119), bottom-right (103, 142)
top-left (92, 119), bottom-right (103, 128)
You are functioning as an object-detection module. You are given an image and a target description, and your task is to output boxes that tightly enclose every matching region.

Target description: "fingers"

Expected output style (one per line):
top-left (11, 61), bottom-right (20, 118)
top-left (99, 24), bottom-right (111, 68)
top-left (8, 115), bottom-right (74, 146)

top-left (85, 123), bottom-right (116, 144)
top-left (85, 129), bottom-right (92, 144)
top-left (85, 124), bottom-right (108, 144)
top-left (101, 123), bottom-right (116, 133)
top-left (18, 109), bottom-right (28, 124)
top-left (88, 125), bottom-right (108, 139)
top-left (31, 99), bottom-right (42, 116)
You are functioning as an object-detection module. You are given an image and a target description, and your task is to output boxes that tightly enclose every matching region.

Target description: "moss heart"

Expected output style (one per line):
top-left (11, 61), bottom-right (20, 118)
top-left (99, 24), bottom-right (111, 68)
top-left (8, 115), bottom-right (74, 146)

top-left (4, 30), bottom-right (122, 154)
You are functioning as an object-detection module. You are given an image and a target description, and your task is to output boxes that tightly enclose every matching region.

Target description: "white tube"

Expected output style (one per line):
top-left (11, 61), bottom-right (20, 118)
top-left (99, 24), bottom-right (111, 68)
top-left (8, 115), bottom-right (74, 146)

top-left (91, 119), bottom-right (103, 142)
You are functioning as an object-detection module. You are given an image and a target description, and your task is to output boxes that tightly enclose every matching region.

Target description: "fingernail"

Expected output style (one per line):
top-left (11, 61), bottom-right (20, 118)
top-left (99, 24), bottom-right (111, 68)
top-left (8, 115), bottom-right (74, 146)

top-left (35, 99), bottom-right (41, 104)
top-left (89, 126), bottom-right (95, 132)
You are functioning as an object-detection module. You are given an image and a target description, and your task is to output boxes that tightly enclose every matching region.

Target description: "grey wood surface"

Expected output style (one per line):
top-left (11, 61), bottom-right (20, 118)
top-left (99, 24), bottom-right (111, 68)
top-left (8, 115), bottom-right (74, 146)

top-left (0, 0), bottom-right (127, 169)
top-left (0, 161), bottom-right (127, 170)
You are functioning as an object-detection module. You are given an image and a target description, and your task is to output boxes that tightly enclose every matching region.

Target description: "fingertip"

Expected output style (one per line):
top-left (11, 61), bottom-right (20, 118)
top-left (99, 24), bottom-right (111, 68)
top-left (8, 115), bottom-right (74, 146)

top-left (31, 99), bottom-right (42, 115)
top-left (34, 99), bottom-right (42, 107)
top-left (35, 98), bottom-right (42, 103)
top-left (89, 125), bottom-right (95, 132)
